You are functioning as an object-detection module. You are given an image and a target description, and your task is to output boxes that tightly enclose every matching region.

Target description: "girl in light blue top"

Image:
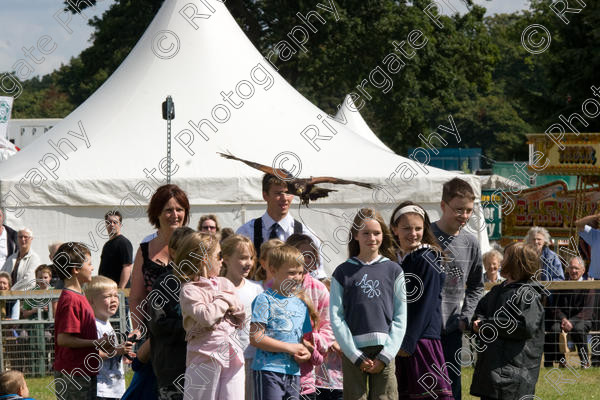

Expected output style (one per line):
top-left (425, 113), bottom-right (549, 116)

top-left (330, 208), bottom-right (407, 399)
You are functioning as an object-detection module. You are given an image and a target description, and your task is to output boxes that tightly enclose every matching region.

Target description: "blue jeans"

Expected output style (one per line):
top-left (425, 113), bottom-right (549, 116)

top-left (253, 370), bottom-right (300, 400)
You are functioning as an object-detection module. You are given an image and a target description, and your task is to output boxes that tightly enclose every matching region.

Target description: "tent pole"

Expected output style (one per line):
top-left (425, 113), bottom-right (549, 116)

top-left (162, 96), bottom-right (175, 184)
top-left (167, 116), bottom-right (171, 184)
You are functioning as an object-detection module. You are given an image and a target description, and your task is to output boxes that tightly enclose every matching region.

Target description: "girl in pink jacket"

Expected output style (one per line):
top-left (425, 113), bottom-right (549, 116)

top-left (175, 232), bottom-right (246, 400)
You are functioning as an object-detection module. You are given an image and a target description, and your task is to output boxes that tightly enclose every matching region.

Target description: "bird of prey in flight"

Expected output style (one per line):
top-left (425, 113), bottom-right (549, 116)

top-left (218, 152), bottom-right (375, 206)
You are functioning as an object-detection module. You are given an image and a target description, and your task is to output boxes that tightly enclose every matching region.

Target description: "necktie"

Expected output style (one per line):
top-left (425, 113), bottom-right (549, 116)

top-left (11, 258), bottom-right (21, 286)
top-left (269, 223), bottom-right (280, 240)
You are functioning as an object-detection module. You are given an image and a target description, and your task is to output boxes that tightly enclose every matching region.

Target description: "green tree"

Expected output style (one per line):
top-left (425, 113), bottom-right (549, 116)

top-left (12, 73), bottom-right (74, 118)
top-left (30, 0), bottom-right (574, 163)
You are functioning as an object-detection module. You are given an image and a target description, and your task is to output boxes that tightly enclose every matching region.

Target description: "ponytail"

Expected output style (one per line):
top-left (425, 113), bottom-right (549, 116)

top-left (295, 289), bottom-right (319, 328)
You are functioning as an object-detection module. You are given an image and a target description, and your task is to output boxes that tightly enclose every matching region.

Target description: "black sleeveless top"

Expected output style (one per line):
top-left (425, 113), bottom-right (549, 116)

top-left (140, 242), bottom-right (171, 293)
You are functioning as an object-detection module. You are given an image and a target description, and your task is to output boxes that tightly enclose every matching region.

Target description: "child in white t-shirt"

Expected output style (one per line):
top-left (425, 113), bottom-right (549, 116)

top-left (86, 276), bottom-right (134, 400)
top-left (222, 234), bottom-right (264, 400)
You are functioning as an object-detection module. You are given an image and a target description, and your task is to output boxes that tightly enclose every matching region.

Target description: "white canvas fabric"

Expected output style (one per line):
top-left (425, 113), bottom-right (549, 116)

top-left (0, 0), bottom-right (489, 272)
top-left (334, 94), bottom-right (394, 153)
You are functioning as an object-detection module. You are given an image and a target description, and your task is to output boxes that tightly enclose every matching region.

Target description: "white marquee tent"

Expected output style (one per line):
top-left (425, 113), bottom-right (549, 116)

top-left (335, 94), bottom-right (394, 154)
top-left (0, 0), bottom-right (489, 272)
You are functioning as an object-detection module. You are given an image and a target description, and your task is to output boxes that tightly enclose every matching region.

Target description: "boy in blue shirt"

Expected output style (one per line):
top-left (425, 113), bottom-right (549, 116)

top-left (250, 245), bottom-right (312, 400)
top-left (0, 370), bottom-right (34, 400)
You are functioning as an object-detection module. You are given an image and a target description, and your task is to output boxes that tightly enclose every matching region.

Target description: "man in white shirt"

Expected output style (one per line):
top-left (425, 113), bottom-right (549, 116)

top-left (236, 174), bottom-right (326, 279)
top-left (0, 207), bottom-right (18, 267)
top-left (1, 228), bottom-right (41, 290)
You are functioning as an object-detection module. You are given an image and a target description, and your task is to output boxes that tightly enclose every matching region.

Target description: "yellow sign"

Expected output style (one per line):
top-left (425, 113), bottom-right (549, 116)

top-left (527, 133), bottom-right (600, 175)
top-left (481, 193), bottom-right (502, 203)
top-left (502, 180), bottom-right (600, 238)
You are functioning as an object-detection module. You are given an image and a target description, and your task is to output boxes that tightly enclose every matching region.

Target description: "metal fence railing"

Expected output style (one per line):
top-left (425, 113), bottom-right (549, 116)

top-left (0, 289), bottom-right (129, 377)
top-left (540, 281), bottom-right (600, 368)
top-left (2, 283), bottom-right (599, 377)
top-left (481, 280), bottom-right (600, 368)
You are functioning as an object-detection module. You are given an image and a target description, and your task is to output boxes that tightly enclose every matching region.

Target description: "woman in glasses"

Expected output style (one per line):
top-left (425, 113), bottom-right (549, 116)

top-left (197, 214), bottom-right (221, 234)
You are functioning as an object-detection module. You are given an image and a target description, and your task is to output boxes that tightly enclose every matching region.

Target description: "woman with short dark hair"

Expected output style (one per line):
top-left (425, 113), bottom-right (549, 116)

top-left (125, 185), bottom-right (190, 400)
top-left (130, 184), bottom-right (190, 334)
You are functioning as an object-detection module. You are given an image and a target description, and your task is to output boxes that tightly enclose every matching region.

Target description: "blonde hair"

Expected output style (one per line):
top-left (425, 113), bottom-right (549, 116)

top-left (0, 370), bottom-right (26, 396)
top-left (260, 239), bottom-right (285, 262)
top-left (252, 239), bottom-right (284, 280)
top-left (268, 245), bottom-right (319, 328)
top-left (221, 235), bottom-right (256, 277)
top-left (482, 249), bottom-right (503, 266)
top-left (296, 289), bottom-right (319, 329)
top-left (174, 232), bottom-right (219, 281)
top-left (85, 275), bottom-right (117, 302)
top-left (267, 244), bottom-right (303, 271)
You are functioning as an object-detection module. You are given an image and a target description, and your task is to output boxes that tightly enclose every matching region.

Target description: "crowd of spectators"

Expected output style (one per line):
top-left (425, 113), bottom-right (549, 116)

top-left (1, 183), bottom-right (600, 399)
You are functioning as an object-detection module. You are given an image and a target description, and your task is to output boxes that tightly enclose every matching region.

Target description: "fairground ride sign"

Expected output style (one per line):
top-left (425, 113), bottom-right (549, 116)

top-left (527, 133), bottom-right (600, 176)
top-left (482, 190), bottom-right (501, 240)
top-left (502, 180), bottom-right (600, 239)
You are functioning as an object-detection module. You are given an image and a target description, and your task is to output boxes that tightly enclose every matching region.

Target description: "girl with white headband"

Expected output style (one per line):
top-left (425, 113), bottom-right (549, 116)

top-left (390, 201), bottom-right (453, 400)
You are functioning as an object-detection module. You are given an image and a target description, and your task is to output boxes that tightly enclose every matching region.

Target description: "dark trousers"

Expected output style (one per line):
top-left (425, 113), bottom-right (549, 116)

top-left (592, 291), bottom-right (600, 366)
top-left (545, 319), bottom-right (591, 366)
top-left (316, 389), bottom-right (343, 400)
top-left (441, 330), bottom-right (462, 400)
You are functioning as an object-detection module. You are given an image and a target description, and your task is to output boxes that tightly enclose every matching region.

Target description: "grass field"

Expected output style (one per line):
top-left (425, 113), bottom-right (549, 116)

top-left (25, 365), bottom-right (600, 400)
top-left (27, 370), bottom-right (134, 400)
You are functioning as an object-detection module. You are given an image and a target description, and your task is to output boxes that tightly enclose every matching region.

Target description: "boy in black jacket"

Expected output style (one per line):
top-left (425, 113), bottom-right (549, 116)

top-left (470, 242), bottom-right (545, 400)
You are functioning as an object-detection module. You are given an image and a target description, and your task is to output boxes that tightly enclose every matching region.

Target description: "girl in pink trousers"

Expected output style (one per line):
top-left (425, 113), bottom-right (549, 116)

top-left (176, 232), bottom-right (246, 400)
